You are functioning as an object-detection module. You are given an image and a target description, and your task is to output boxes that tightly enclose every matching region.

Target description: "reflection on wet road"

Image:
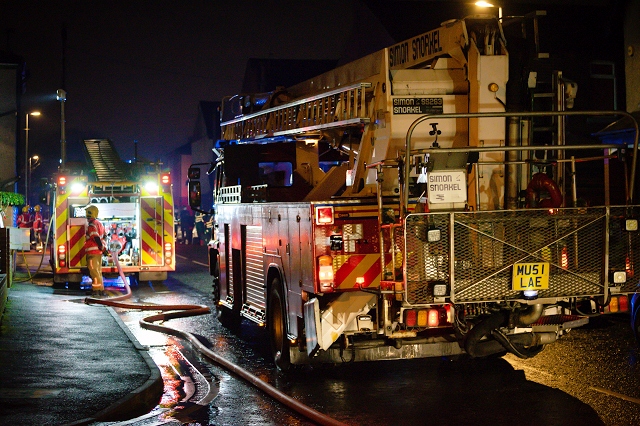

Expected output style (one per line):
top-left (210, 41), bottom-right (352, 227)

top-left (109, 245), bottom-right (640, 425)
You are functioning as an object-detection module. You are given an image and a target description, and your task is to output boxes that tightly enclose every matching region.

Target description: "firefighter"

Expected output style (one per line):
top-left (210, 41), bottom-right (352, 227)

top-left (85, 205), bottom-right (106, 297)
top-left (17, 205), bottom-right (32, 229)
top-left (204, 213), bottom-right (214, 244)
top-left (33, 205), bottom-right (44, 251)
top-left (194, 211), bottom-right (205, 245)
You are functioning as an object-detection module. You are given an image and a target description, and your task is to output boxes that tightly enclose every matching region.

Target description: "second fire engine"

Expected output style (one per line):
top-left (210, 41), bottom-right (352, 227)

top-left (51, 139), bottom-right (176, 287)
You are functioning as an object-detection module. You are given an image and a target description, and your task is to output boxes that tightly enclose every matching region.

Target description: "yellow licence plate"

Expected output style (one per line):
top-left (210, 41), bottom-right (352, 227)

top-left (512, 262), bottom-right (549, 291)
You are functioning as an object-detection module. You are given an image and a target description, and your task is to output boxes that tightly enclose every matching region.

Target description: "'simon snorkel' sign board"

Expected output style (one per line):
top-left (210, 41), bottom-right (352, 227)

top-left (427, 170), bottom-right (466, 204)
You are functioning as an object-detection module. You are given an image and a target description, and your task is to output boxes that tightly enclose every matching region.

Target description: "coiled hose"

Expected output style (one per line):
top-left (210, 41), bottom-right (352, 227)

top-left (85, 246), bottom-right (346, 426)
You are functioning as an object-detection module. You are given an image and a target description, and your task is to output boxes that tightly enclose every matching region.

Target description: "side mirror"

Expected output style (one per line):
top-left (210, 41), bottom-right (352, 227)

top-left (188, 167), bottom-right (201, 180)
top-left (188, 181), bottom-right (201, 208)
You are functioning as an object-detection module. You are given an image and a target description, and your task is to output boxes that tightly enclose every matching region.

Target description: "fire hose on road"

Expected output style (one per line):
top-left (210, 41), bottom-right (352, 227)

top-left (85, 242), bottom-right (346, 426)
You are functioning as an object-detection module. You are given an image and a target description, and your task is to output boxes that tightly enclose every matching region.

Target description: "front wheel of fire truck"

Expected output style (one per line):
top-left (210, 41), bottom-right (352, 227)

top-left (268, 277), bottom-right (291, 371)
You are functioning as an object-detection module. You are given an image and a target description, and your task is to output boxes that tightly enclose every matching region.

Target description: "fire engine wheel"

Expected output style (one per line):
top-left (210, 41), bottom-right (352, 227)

top-left (268, 278), bottom-right (291, 371)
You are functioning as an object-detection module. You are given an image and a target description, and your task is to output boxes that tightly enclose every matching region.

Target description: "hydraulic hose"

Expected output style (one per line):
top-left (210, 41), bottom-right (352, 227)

top-left (14, 217), bottom-right (54, 282)
top-left (85, 248), bottom-right (346, 426)
top-left (465, 310), bottom-right (553, 359)
top-left (464, 311), bottom-right (508, 358)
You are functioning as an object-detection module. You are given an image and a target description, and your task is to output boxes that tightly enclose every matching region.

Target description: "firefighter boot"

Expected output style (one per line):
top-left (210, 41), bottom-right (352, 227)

top-left (91, 279), bottom-right (105, 297)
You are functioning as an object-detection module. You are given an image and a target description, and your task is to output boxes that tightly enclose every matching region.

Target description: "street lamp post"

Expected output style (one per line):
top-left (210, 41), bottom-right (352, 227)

top-left (25, 111), bottom-right (41, 204)
top-left (28, 155), bottom-right (40, 206)
top-left (57, 89), bottom-right (67, 170)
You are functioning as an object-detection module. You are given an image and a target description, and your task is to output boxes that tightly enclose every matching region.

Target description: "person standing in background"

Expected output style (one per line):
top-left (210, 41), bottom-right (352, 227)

top-left (180, 207), bottom-right (193, 244)
top-left (194, 211), bottom-right (205, 245)
top-left (33, 205), bottom-right (43, 251)
top-left (204, 213), bottom-right (214, 244)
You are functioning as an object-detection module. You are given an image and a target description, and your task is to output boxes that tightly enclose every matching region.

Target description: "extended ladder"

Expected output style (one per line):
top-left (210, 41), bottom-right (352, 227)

top-left (221, 82), bottom-right (372, 141)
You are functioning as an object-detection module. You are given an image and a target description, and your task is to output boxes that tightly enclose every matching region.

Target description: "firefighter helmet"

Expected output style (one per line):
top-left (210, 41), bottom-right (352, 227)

top-left (34, 205), bottom-right (41, 212)
top-left (85, 205), bottom-right (99, 220)
top-left (22, 206), bottom-right (29, 213)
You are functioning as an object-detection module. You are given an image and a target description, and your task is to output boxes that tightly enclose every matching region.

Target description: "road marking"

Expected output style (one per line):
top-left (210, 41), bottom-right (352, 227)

top-left (177, 253), bottom-right (206, 266)
top-left (590, 386), bottom-right (640, 405)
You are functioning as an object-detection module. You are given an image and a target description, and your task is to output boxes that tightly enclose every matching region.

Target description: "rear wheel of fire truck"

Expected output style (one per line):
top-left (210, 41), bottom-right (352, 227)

top-left (268, 277), bottom-right (291, 371)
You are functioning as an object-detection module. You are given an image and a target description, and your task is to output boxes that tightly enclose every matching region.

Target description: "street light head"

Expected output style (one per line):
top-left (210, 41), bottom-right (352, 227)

top-left (30, 111), bottom-right (41, 117)
top-left (32, 155), bottom-right (39, 160)
top-left (56, 89), bottom-right (67, 101)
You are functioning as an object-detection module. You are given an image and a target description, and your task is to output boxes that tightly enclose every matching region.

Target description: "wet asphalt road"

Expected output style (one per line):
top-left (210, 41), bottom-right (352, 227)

top-left (112, 243), bottom-right (640, 426)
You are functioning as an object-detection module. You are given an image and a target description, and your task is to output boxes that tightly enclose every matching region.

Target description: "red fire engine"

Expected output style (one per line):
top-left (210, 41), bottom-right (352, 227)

top-left (51, 139), bottom-right (175, 287)
top-left (189, 14), bottom-right (640, 370)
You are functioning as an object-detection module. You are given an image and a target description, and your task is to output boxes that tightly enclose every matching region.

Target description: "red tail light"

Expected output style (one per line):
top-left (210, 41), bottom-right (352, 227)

top-left (164, 242), bottom-right (172, 264)
top-left (58, 245), bottom-right (66, 267)
top-left (404, 307), bottom-right (451, 328)
top-left (604, 295), bottom-right (629, 313)
top-left (161, 173), bottom-right (171, 185)
top-left (315, 206), bottom-right (334, 225)
top-left (619, 295), bottom-right (629, 312)
top-left (405, 310), bottom-right (417, 327)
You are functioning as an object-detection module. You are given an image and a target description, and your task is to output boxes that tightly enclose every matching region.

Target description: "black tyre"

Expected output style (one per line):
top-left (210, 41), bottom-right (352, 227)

top-left (268, 277), bottom-right (291, 371)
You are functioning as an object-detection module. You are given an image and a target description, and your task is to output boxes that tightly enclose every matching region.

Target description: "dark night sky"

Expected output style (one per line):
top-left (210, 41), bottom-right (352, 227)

top-left (0, 0), bottom-right (628, 183)
top-left (0, 0), bottom-right (393, 178)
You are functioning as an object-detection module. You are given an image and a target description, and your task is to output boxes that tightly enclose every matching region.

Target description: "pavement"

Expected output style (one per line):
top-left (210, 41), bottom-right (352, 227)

top-left (0, 250), bottom-right (164, 425)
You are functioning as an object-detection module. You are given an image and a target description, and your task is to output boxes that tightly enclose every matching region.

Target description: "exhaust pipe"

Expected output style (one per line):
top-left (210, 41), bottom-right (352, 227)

top-left (464, 309), bottom-right (556, 358)
top-left (511, 304), bottom-right (544, 326)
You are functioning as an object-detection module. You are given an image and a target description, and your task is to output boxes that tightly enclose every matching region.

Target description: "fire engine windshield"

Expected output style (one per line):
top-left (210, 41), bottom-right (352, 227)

top-left (259, 162), bottom-right (293, 187)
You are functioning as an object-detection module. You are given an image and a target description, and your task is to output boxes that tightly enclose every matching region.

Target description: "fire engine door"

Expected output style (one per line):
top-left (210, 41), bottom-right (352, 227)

top-left (140, 197), bottom-right (164, 266)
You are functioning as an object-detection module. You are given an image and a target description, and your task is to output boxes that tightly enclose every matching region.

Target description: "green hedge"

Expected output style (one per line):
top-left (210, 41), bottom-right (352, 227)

top-left (0, 192), bottom-right (25, 206)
